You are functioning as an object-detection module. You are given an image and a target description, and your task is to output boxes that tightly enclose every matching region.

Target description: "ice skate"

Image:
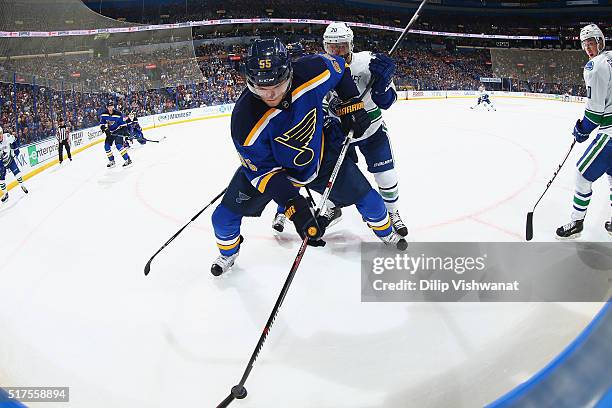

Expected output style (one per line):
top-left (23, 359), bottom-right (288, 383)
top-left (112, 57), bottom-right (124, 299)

top-left (211, 252), bottom-right (239, 276)
top-left (322, 206), bottom-right (342, 228)
top-left (272, 212), bottom-right (286, 233)
top-left (380, 230), bottom-right (408, 251)
top-left (555, 219), bottom-right (584, 240)
top-left (389, 209), bottom-right (408, 237)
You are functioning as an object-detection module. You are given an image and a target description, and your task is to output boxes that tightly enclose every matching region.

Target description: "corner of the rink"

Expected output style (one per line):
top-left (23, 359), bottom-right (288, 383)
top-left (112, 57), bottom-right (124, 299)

top-left (486, 299), bottom-right (612, 407)
top-left (0, 388), bottom-right (27, 408)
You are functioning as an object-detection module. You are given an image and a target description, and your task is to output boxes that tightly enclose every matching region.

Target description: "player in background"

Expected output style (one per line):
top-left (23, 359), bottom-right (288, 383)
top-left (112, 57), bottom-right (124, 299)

top-left (210, 39), bottom-right (407, 276)
top-left (556, 24), bottom-right (612, 239)
top-left (286, 42), bottom-right (305, 60)
top-left (100, 101), bottom-right (132, 168)
top-left (323, 22), bottom-right (407, 236)
top-left (0, 126), bottom-right (28, 203)
top-left (126, 112), bottom-right (147, 146)
top-left (471, 85), bottom-right (496, 111)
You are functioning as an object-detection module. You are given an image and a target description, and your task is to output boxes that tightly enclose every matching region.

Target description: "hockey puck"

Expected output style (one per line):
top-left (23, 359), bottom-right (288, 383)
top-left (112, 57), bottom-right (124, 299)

top-left (396, 239), bottom-right (408, 251)
top-left (231, 385), bottom-right (247, 399)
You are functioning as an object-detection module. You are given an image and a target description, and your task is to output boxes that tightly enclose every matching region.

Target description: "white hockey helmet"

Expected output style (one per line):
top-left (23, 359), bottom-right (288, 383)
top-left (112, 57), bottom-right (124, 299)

top-left (323, 22), bottom-right (354, 57)
top-left (580, 24), bottom-right (605, 53)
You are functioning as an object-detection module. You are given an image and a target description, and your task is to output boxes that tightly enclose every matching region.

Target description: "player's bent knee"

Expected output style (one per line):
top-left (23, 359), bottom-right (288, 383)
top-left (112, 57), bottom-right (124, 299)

top-left (356, 189), bottom-right (387, 222)
top-left (575, 170), bottom-right (594, 192)
top-left (373, 169), bottom-right (398, 189)
top-left (212, 204), bottom-right (243, 234)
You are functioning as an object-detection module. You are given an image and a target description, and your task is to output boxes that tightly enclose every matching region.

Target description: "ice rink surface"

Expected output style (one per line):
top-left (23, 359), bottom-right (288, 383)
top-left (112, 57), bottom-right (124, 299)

top-left (1, 96), bottom-right (608, 407)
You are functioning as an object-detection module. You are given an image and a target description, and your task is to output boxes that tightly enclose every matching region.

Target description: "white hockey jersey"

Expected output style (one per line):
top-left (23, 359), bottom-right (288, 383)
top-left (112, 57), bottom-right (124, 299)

top-left (583, 51), bottom-right (612, 135)
top-left (0, 133), bottom-right (16, 166)
top-left (325, 51), bottom-right (396, 142)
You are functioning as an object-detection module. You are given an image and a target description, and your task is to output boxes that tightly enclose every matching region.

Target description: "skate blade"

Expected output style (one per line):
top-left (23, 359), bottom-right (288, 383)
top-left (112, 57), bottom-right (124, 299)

top-left (555, 233), bottom-right (581, 241)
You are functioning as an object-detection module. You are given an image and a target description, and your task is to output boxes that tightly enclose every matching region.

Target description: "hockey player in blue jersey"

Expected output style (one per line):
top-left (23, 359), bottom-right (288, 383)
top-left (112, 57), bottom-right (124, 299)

top-left (100, 101), bottom-right (132, 168)
top-left (286, 42), bottom-right (305, 60)
top-left (126, 112), bottom-right (147, 146)
top-left (209, 38), bottom-right (407, 276)
top-left (0, 126), bottom-right (29, 203)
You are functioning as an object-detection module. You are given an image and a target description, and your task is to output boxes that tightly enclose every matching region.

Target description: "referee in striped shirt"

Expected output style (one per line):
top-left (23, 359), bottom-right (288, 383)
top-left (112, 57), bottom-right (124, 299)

top-left (57, 118), bottom-right (72, 164)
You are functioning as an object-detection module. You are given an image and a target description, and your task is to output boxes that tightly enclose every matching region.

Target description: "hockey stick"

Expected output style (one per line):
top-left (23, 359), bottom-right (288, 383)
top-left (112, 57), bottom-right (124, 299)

top-left (216, 4), bottom-right (428, 408)
top-left (525, 140), bottom-right (576, 241)
top-left (139, 136), bottom-right (165, 143)
top-left (216, 132), bottom-right (355, 408)
top-left (358, 0), bottom-right (428, 100)
top-left (144, 188), bottom-right (227, 276)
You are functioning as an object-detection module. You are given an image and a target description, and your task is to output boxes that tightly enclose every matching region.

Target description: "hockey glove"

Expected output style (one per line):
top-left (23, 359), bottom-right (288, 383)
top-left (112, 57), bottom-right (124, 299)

top-left (285, 195), bottom-right (327, 247)
top-left (369, 54), bottom-right (395, 94)
top-left (573, 119), bottom-right (593, 143)
top-left (335, 98), bottom-right (371, 140)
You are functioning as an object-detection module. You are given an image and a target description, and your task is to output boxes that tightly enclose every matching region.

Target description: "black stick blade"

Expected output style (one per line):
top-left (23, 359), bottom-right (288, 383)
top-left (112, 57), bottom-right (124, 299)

top-left (144, 258), bottom-right (153, 276)
top-left (526, 212), bottom-right (534, 241)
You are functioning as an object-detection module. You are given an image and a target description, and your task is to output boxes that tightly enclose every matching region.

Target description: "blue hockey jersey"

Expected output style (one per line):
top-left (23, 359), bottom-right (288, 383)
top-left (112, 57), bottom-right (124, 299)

top-left (231, 53), bottom-right (358, 205)
top-left (126, 117), bottom-right (143, 137)
top-left (99, 109), bottom-right (127, 132)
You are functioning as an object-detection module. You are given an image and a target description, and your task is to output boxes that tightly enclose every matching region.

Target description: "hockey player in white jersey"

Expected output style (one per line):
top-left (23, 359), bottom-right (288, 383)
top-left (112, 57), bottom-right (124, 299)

top-left (0, 126), bottom-right (29, 203)
top-left (272, 22), bottom-right (408, 236)
top-left (471, 85), bottom-right (496, 111)
top-left (321, 22), bottom-right (407, 236)
top-left (556, 24), bottom-right (612, 239)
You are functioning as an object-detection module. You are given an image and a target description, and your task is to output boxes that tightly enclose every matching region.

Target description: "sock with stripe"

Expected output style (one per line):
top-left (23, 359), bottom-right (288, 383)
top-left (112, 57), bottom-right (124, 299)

top-left (571, 172), bottom-right (592, 221)
top-left (373, 169), bottom-right (399, 211)
top-left (356, 188), bottom-right (393, 238)
top-left (212, 204), bottom-right (243, 256)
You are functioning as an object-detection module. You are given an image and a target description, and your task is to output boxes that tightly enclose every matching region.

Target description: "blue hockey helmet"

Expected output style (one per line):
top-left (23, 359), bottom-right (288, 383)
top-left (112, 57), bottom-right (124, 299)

top-left (245, 38), bottom-right (292, 89)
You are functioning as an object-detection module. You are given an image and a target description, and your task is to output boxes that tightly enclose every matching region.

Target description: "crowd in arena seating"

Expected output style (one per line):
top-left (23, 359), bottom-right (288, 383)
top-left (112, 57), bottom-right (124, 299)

top-left (90, 0), bottom-right (605, 40)
top-left (0, 36), bottom-right (588, 146)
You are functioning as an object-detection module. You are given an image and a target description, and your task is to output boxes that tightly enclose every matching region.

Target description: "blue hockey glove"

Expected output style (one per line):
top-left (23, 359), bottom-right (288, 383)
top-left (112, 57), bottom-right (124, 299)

top-left (369, 54), bottom-right (395, 94)
top-left (573, 119), bottom-right (593, 143)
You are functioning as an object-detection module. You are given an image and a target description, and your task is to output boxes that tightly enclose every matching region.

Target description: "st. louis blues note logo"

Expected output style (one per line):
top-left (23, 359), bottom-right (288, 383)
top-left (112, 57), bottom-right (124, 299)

top-left (236, 191), bottom-right (251, 204)
top-left (274, 108), bottom-right (317, 167)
